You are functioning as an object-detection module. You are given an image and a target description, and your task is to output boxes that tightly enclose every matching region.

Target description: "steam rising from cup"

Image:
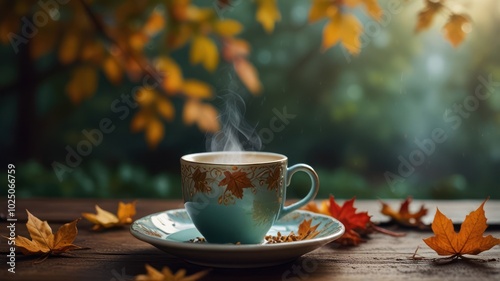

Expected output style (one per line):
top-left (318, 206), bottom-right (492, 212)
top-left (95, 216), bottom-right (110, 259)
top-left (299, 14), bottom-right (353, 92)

top-left (206, 92), bottom-right (262, 163)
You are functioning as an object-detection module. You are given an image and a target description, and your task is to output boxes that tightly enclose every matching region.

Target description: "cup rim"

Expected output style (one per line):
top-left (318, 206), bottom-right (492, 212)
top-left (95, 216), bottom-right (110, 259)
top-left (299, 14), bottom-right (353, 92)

top-left (180, 151), bottom-right (287, 165)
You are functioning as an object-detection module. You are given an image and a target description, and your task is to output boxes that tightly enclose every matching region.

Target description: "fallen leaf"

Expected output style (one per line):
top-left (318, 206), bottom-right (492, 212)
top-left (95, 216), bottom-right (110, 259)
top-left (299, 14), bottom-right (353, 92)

top-left (322, 13), bottom-right (363, 55)
top-left (423, 199), bottom-right (500, 258)
top-left (304, 195), bottom-right (371, 245)
top-left (218, 170), bottom-right (254, 199)
top-left (256, 0), bottom-right (281, 33)
top-left (82, 201), bottom-right (137, 230)
top-left (15, 210), bottom-right (81, 258)
top-left (415, 0), bottom-right (444, 32)
top-left (443, 14), bottom-right (470, 47)
top-left (265, 219), bottom-right (320, 243)
top-left (380, 197), bottom-right (428, 228)
top-left (190, 35), bottom-right (219, 72)
top-left (134, 264), bottom-right (209, 281)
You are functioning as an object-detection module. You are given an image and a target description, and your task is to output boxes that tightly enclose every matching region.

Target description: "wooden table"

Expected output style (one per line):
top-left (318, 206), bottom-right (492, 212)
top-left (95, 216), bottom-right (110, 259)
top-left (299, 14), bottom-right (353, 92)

top-left (1, 199), bottom-right (499, 281)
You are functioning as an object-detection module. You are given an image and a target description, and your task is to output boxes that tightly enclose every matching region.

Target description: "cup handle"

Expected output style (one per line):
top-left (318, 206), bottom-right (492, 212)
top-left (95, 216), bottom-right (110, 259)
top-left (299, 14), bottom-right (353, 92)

top-left (279, 164), bottom-right (319, 219)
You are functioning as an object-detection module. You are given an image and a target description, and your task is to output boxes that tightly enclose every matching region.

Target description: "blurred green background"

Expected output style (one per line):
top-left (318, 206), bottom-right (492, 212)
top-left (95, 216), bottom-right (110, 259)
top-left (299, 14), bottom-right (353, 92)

top-left (1, 0), bottom-right (499, 199)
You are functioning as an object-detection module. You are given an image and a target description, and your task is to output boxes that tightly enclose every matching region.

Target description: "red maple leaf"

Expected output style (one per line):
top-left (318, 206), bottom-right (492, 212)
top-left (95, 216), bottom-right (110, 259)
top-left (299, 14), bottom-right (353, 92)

top-left (328, 196), bottom-right (371, 245)
top-left (218, 171), bottom-right (254, 199)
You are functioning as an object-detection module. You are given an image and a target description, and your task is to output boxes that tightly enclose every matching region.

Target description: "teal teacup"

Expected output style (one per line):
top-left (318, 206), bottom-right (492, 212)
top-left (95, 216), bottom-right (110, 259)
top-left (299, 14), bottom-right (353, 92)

top-left (180, 151), bottom-right (319, 244)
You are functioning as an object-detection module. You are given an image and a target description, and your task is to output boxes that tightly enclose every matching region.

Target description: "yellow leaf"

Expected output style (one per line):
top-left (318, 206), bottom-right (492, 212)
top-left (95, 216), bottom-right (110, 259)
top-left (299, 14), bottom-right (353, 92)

top-left (146, 117), bottom-right (164, 148)
top-left (82, 202), bottom-right (137, 230)
top-left (443, 14), bottom-right (470, 47)
top-left (156, 57), bottom-right (184, 93)
top-left (361, 0), bottom-right (382, 21)
top-left (213, 19), bottom-right (243, 37)
top-left (415, 0), bottom-right (444, 32)
top-left (102, 56), bottom-right (122, 84)
top-left (167, 24), bottom-right (193, 49)
top-left (222, 38), bottom-right (250, 61)
top-left (156, 98), bottom-right (175, 121)
top-left (130, 111), bottom-right (149, 132)
top-left (256, 0), bottom-right (281, 33)
top-left (183, 100), bottom-right (220, 132)
top-left (66, 66), bottom-right (98, 104)
top-left (322, 13), bottom-right (363, 55)
top-left (143, 10), bottom-right (165, 36)
top-left (80, 40), bottom-right (105, 63)
top-left (308, 0), bottom-right (333, 23)
top-left (135, 88), bottom-right (156, 106)
top-left (234, 58), bottom-right (262, 95)
top-left (186, 6), bottom-right (215, 22)
top-left (182, 79), bottom-right (213, 99)
top-left (129, 32), bottom-right (148, 51)
top-left (190, 35), bottom-right (219, 72)
top-left (59, 33), bottom-right (80, 64)
top-left (16, 210), bottom-right (81, 257)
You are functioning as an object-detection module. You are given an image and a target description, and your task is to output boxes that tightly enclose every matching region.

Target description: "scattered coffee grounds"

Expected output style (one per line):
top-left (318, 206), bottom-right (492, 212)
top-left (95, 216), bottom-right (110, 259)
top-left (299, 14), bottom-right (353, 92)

top-left (264, 231), bottom-right (301, 243)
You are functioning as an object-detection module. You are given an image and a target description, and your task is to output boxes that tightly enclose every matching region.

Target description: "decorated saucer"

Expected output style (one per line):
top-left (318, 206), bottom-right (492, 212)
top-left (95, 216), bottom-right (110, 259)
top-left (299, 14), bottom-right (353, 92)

top-left (130, 209), bottom-right (345, 268)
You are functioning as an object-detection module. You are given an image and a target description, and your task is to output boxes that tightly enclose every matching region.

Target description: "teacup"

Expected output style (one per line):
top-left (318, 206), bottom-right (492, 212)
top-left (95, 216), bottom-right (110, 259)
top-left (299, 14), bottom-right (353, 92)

top-left (180, 151), bottom-right (319, 244)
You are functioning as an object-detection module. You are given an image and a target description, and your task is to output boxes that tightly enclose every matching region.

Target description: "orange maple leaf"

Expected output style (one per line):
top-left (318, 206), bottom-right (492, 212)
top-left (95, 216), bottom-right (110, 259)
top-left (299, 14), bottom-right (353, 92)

top-left (82, 201), bottom-right (136, 231)
top-left (15, 210), bottom-right (81, 258)
top-left (218, 171), bottom-right (254, 199)
top-left (415, 0), bottom-right (444, 32)
top-left (298, 218), bottom-right (321, 240)
top-left (443, 14), bottom-right (470, 47)
top-left (423, 199), bottom-right (500, 258)
top-left (380, 197), bottom-right (428, 228)
top-left (304, 195), bottom-right (371, 245)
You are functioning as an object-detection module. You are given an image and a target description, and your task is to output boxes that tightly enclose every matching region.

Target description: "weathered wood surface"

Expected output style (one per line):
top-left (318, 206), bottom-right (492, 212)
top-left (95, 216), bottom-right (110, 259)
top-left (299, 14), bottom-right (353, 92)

top-left (1, 199), bottom-right (499, 281)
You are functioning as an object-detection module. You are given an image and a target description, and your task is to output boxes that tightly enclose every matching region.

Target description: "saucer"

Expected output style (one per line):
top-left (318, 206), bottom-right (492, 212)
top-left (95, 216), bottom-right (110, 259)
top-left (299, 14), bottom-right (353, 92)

top-left (130, 209), bottom-right (345, 268)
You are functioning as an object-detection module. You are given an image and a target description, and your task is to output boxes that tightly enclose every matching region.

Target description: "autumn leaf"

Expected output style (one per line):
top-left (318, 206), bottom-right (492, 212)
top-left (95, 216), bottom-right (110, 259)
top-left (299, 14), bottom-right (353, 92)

top-left (143, 10), bottom-right (165, 36)
top-left (15, 210), bottom-right (81, 258)
top-left (304, 195), bottom-right (371, 245)
top-left (192, 168), bottom-right (211, 193)
top-left (183, 99), bottom-right (220, 133)
top-left (134, 264), bottom-right (209, 281)
top-left (322, 12), bottom-right (363, 55)
top-left (190, 35), bottom-right (219, 72)
top-left (156, 57), bottom-right (184, 94)
top-left (423, 199), bottom-right (500, 259)
top-left (102, 55), bottom-right (123, 85)
top-left (59, 32), bottom-right (80, 64)
top-left (265, 219), bottom-right (320, 243)
top-left (218, 170), bottom-right (254, 199)
top-left (66, 66), bottom-right (98, 104)
top-left (308, 0), bottom-right (333, 23)
top-left (234, 58), bottom-right (262, 95)
top-left (182, 79), bottom-right (214, 99)
top-left (266, 166), bottom-right (281, 191)
top-left (344, 0), bottom-right (382, 21)
top-left (380, 197), bottom-right (428, 228)
top-left (256, 0), bottom-right (281, 33)
top-left (213, 19), bottom-right (243, 37)
top-left (443, 14), bottom-right (470, 47)
top-left (82, 201), bottom-right (136, 231)
top-left (415, 0), bottom-right (444, 32)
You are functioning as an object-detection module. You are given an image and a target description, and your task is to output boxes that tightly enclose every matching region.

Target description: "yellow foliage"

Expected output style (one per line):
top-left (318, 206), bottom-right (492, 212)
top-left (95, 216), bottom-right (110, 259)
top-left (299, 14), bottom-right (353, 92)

top-left (256, 0), bottom-right (281, 33)
top-left (182, 79), bottom-right (213, 99)
top-left (66, 66), bottom-right (98, 104)
top-left (101, 56), bottom-right (123, 85)
top-left (190, 35), bottom-right (219, 72)
top-left (213, 19), bottom-right (243, 37)
top-left (322, 13), bottom-right (363, 55)
top-left (443, 14), bottom-right (470, 47)
top-left (415, 0), bottom-right (444, 32)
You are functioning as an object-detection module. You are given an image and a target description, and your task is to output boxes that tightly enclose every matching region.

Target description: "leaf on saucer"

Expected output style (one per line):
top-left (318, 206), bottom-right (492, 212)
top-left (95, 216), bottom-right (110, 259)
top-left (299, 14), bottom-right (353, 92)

top-left (265, 219), bottom-right (320, 243)
top-left (82, 201), bottom-right (136, 230)
top-left (380, 197), bottom-right (428, 228)
top-left (15, 210), bottom-right (81, 259)
top-left (134, 264), bottom-right (209, 281)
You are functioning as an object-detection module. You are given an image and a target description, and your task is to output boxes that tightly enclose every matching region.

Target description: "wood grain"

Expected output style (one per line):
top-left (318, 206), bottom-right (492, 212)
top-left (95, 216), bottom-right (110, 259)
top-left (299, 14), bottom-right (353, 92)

top-left (1, 199), bottom-right (499, 281)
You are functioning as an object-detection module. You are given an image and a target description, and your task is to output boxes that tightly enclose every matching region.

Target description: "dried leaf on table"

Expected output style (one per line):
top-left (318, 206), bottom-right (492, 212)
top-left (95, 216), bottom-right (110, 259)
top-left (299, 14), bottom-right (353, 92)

top-left (82, 201), bottom-right (136, 230)
top-left (134, 264), bottom-right (209, 281)
top-left (265, 219), bottom-right (320, 243)
top-left (380, 197), bottom-right (428, 228)
top-left (14, 210), bottom-right (81, 260)
top-left (423, 198), bottom-right (500, 259)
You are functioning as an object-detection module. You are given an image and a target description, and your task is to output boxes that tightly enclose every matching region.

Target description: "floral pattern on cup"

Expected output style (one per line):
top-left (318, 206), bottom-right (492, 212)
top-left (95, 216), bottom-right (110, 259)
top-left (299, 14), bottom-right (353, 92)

top-left (181, 163), bottom-right (284, 206)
